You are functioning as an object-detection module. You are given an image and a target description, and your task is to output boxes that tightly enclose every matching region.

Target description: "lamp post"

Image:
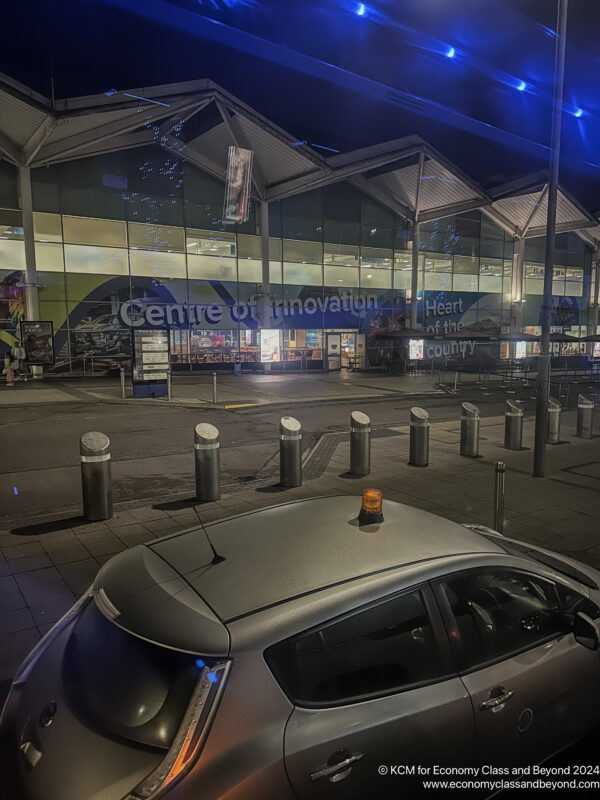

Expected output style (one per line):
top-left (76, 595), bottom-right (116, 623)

top-left (533, 0), bottom-right (569, 478)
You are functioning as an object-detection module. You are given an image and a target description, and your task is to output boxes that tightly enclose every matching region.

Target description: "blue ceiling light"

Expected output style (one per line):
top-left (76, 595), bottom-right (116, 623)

top-left (573, 108), bottom-right (583, 118)
top-left (517, 81), bottom-right (527, 92)
top-left (445, 46), bottom-right (455, 59)
top-left (356, 3), bottom-right (366, 16)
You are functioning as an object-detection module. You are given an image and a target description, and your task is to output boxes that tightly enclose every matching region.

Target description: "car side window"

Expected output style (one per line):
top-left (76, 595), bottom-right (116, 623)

top-left (556, 583), bottom-right (600, 620)
top-left (438, 570), bottom-right (563, 671)
top-left (265, 589), bottom-right (449, 707)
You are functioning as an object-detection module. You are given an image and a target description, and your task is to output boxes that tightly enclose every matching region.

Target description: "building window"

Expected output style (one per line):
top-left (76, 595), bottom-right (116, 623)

top-left (130, 249), bottom-right (186, 279)
top-left (283, 239), bottom-right (323, 264)
top-left (360, 267), bottom-right (391, 289)
top-left (65, 244), bottom-right (128, 275)
top-left (324, 243), bottom-right (359, 267)
top-left (34, 212), bottom-right (62, 243)
top-left (63, 216), bottom-right (127, 247)
top-left (186, 228), bottom-right (236, 257)
top-left (324, 265), bottom-right (359, 287)
top-left (283, 262), bottom-right (323, 285)
top-left (187, 253), bottom-right (236, 282)
top-left (128, 222), bottom-right (185, 252)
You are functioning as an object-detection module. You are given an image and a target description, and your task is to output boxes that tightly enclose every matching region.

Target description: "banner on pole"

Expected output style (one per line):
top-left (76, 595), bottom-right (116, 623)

top-left (224, 146), bottom-right (253, 224)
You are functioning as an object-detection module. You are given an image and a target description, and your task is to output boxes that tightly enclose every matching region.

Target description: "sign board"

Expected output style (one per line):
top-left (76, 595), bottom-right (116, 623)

top-left (260, 329), bottom-right (282, 363)
top-left (224, 146), bottom-right (253, 224)
top-left (409, 339), bottom-right (424, 360)
top-left (593, 342), bottom-right (600, 359)
top-left (20, 321), bottom-right (54, 365)
top-left (132, 329), bottom-right (170, 397)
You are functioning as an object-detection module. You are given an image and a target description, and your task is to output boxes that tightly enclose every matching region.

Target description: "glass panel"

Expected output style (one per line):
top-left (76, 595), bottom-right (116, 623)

top-left (35, 242), bottom-right (64, 273)
top-left (324, 243), bottom-right (359, 267)
top-left (0, 208), bottom-right (23, 239)
top-left (0, 238), bottom-right (25, 268)
top-left (63, 216), bottom-right (127, 247)
top-left (361, 246), bottom-right (392, 268)
top-left (454, 255), bottom-right (479, 274)
top-left (283, 239), bottom-right (322, 264)
top-left (453, 274), bottom-right (479, 292)
top-left (34, 212), bottom-right (62, 243)
top-left (479, 276), bottom-right (502, 293)
top-left (566, 282), bottom-right (583, 297)
top-left (525, 279), bottom-right (544, 295)
top-left (440, 570), bottom-right (561, 670)
top-left (238, 259), bottom-right (261, 283)
top-left (525, 263), bottom-right (544, 279)
top-left (187, 254), bottom-right (236, 281)
top-left (360, 267), bottom-right (391, 289)
top-left (128, 222), bottom-right (185, 252)
top-left (324, 265), bottom-right (359, 287)
top-left (129, 249), bottom-right (185, 278)
top-left (190, 329), bottom-right (239, 364)
top-left (270, 261), bottom-right (282, 284)
top-left (393, 269), bottom-right (412, 290)
top-left (424, 271), bottom-right (452, 290)
top-left (283, 262), bottom-right (322, 285)
top-left (269, 590), bottom-right (444, 705)
top-left (65, 244), bottom-right (129, 275)
top-left (480, 257), bottom-right (503, 277)
top-left (186, 228), bottom-right (236, 257)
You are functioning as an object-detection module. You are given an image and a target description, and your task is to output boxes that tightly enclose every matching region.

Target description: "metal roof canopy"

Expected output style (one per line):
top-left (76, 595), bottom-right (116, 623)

top-left (0, 72), bottom-right (597, 247)
top-left (482, 171), bottom-right (598, 245)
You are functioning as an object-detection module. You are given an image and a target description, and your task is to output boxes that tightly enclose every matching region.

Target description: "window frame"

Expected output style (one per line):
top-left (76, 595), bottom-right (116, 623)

top-left (264, 582), bottom-right (456, 709)
top-left (431, 566), bottom-right (566, 676)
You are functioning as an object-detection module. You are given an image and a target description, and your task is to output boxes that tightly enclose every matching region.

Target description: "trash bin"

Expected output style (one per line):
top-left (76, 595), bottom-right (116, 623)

top-left (233, 362), bottom-right (242, 376)
top-left (504, 400), bottom-right (523, 450)
top-left (577, 394), bottom-right (594, 439)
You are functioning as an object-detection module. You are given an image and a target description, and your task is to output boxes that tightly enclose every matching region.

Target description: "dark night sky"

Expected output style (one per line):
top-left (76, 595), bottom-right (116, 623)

top-left (2, 0), bottom-right (599, 212)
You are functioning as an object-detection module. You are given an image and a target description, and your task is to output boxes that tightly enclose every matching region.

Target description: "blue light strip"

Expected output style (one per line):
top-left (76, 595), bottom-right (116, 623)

top-left (122, 92), bottom-right (171, 107)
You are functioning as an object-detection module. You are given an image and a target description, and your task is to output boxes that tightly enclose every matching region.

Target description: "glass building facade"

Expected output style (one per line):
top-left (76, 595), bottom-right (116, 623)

top-left (0, 147), bottom-right (594, 374)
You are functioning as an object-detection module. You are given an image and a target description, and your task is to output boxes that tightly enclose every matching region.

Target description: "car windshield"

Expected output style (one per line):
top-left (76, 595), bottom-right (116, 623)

top-left (480, 534), bottom-right (598, 590)
top-left (62, 600), bottom-right (210, 750)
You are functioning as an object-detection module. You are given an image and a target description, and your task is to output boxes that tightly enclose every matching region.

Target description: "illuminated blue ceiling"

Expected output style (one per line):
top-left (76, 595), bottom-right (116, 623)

top-left (1, 0), bottom-right (599, 211)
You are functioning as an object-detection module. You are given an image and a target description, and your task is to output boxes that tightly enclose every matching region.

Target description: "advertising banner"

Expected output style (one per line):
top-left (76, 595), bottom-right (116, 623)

top-left (20, 321), bottom-right (55, 365)
top-left (224, 146), bottom-right (253, 224)
top-left (260, 329), bottom-right (282, 362)
top-left (409, 339), bottom-right (424, 360)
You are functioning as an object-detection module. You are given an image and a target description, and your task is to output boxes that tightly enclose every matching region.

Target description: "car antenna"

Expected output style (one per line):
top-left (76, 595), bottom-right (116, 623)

top-left (193, 506), bottom-right (225, 564)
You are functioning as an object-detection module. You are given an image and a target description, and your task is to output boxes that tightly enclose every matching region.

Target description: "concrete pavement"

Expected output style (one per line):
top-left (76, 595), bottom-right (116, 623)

top-left (1, 405), bottom-right (599, 689)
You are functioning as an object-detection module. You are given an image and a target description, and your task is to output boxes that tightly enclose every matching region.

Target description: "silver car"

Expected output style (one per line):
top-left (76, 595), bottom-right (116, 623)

top-left (2, 493), bottom-right (600, 799)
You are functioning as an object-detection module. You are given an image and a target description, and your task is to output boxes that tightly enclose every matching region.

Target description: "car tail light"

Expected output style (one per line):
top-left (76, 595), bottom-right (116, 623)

top-left (122, 660), bottom-right (230, 800)
top-left (12, 588), bottom-right (92, 688)
top-left (358, 488), bottom-right (384, 524)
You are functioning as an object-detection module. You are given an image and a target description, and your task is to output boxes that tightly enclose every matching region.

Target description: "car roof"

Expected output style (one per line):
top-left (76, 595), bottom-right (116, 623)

top-left (94, 496), bottom-right (505, 653)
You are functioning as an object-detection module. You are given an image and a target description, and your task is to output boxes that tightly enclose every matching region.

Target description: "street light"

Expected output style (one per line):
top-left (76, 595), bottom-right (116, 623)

top-left (532, 0), bottom-right (569, 478)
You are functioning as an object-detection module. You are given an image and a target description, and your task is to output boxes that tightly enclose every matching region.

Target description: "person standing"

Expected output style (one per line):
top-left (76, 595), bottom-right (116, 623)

top-left (11, 340), bottom-right (26, 381)
top-left (3, 355), bottom-right (14, 387)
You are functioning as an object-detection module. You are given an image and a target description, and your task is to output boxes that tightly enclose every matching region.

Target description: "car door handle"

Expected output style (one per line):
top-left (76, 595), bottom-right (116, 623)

top-left (480, 687), bottom-right (514, 712)
top-left (310, 751), bottom-right (365, 782)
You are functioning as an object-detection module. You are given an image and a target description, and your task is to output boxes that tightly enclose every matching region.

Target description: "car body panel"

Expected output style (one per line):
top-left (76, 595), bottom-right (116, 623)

top-left (460, 634), bottom-right (600, 766)
top-left (151, 497), bottom-right (503, 621)
top-left (1, 620), bottom-right (162, 800)
top-left (93, 545), bottom-right (229, 655)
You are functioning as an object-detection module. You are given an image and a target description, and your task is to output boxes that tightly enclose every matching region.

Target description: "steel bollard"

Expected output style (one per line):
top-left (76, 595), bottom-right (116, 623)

top-left (120, 367), bottom-right (125, 399)
top-left (504, 400), bottom-right (523, 450)
top-left (350, 411), bottom-right (371, 476)
top-left (576, 395), bottom-right (594, 439)
top-left (460, 402), bottom-right (480, 458)
top-left (212, 371), bottom-right (217, 404)
top-left (280, 416), bottom-right (302, 488)
top-left (80, 431), bottom-right (112, 521)
top-left (493, 461), bottom-right (505, 534)
top-left (409, 407), bottom-right (430, 467)
top-left (547, 398), bottom-right (561, 444)
top-left (194, 423), bottom-right (220, 502)
top-left (167, 372), bottom-right (172, 402)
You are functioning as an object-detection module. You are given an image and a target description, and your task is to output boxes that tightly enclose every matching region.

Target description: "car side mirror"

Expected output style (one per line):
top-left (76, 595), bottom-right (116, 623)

top-left (572, 611), bottom-right (600, 651)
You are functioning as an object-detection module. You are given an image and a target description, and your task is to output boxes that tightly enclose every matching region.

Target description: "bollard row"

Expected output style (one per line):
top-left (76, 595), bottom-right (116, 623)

top-left (80, 431), bottom-right (113, 521)
top-left (577, 395), bottom-right (594, 439)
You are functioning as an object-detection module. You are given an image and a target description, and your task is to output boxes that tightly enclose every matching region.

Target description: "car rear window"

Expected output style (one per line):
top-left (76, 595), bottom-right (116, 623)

top-left (63, 601), bottom-right (210, 750)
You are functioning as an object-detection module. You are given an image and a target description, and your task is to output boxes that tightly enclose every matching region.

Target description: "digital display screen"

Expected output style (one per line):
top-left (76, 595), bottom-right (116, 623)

top-left (515, 341), bottom-right (527, 360)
